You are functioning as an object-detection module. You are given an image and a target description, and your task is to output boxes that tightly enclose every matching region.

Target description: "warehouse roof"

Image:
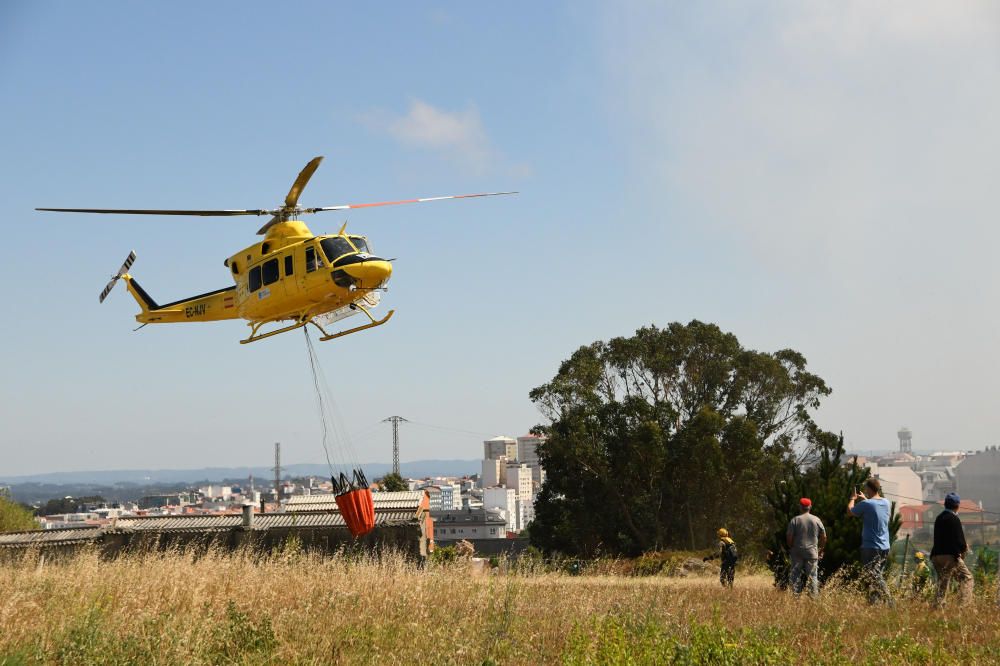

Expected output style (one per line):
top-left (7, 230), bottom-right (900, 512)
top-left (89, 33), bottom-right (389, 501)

top-left (285, 490), bottom-right (426, 513)
top-left (0, 527), bottom-right (101, 548)
top-left (0, 510), bottom-right (423, 547)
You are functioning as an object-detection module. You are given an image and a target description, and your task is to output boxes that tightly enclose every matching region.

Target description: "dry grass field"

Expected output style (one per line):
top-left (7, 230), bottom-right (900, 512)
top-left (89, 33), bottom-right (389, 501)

top-left (1, 547), bottom-right (999, 665)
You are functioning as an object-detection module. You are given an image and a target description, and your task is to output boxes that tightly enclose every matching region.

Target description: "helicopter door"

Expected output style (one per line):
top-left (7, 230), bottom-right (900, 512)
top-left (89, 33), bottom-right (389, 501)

top-left (281, 252), bottom-right (299, 298)
top-left (300, 243), bottom-right (326, 297)
top-left (254, 257), bottom-right (285, 308)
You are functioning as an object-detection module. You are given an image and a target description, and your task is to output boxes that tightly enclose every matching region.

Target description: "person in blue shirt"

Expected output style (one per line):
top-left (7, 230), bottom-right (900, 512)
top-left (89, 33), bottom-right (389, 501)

top-left (847, 477), bottom-right (894, 606)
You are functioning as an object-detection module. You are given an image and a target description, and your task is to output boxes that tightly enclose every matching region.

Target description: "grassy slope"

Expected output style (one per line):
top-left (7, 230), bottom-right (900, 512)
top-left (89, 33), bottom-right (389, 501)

top-left (0, 550), bottom-right (998, 665)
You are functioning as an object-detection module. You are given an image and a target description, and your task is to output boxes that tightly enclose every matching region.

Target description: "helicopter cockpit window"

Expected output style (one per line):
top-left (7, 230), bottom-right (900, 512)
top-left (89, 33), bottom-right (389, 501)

top-left (320, 237), bottom-right (354, 262)
top-left (262, 258), bottom-right (279, 286)
top-left (305, 247), bottom-right (317, 272)
top-left (249, 266), bottom-right (262, 292)
top-left (348, 236), bottom-right (370, 253)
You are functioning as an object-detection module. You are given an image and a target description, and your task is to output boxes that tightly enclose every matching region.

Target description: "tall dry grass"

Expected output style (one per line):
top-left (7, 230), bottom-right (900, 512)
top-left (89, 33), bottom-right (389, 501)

top-left (1, 547), bottom-right (999, 665)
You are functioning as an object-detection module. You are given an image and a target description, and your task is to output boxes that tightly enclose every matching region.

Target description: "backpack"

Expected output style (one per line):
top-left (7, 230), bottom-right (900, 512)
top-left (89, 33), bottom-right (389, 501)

top-left (722, 540), bottom-right (739, 564)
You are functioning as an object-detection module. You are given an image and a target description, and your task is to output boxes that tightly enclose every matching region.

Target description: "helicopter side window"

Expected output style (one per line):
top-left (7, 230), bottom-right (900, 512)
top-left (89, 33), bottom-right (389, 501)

top-left (348, 236), bottom-right (370, 253)
top-left (284, 255), bottom-right (293, 277)
top-left (262, 259), bottom-right (279, 286)
top-left (305, 247), bottom-right (318, 272)
top-left (249, 266), bottom-right (262, 292)
top-left (320, 237), bottom-right (353, 262)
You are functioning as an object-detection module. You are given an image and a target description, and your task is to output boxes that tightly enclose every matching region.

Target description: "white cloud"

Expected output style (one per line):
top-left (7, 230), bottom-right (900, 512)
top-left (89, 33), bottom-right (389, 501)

top-left (362, 99), bottom-right (493, 174)
top-left (607, 2), bottom-right (1000, 277)
top-left (600, 2), bottom-right (1000, 449)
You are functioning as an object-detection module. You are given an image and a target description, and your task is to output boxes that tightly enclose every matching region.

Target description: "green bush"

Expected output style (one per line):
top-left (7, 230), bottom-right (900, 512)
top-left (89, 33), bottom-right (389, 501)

top-left (0, 497), bottom-right (37, 533)
top-left (429, 545), bottom-right (457, 564)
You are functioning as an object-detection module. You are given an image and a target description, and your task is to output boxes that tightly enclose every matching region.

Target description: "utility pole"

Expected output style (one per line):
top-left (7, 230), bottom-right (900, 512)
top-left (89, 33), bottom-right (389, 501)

top-left (382, 416), bottom-right (409, 476)
top-left (272, 442), bottom-right (281, 502)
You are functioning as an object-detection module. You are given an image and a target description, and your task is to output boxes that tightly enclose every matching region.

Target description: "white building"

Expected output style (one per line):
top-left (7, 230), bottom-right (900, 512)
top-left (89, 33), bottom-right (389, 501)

top-left (483, 487), bottom-right (517, 531)
top-left (432, 508), bottom-right (507, 541)
top-left (875, 466), bottom-right (922, 508)
top-left (481, 457), bottom-right (505, 488)
top-left (484, 436), bottom-right (518, 461)
top-left (506, 463), bottom-right (533, 502)
top-left (516, 498), bottom-right (535, 530)
top-left (438, 484), bottom-right (462, 511)
top-left (462, 494), bottom-right (484, 510)
top-left (198, 485), bottom-right (233, 501)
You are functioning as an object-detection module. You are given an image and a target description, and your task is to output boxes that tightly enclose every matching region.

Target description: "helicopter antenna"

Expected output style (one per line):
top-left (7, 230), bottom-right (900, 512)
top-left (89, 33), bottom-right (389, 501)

top-left (99, 250), bottom-right (136, 303)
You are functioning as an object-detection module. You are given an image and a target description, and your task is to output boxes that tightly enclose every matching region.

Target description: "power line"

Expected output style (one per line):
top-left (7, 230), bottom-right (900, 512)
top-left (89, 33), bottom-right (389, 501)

top-left (405, 420), bottom-right (499, 439)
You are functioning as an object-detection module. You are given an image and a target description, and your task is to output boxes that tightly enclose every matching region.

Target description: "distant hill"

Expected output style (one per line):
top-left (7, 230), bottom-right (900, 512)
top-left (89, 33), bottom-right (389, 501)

top-left (0, 460), bottom-right (480, 486)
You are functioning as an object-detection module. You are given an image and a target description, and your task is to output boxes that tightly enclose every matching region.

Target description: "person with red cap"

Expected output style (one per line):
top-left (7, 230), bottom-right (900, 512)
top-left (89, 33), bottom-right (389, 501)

top-left (787, 497), bottom-right (826, 596)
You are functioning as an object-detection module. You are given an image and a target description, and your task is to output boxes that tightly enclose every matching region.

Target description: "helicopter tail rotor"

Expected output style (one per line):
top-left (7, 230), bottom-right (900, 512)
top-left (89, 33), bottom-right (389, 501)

top-left (99, 250), bottom-right (137, 303)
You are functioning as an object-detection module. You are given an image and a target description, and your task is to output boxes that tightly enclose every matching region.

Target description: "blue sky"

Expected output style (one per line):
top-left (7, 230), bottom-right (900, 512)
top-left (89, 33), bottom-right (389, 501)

top-left (2, 2), bottom-right (999, 476)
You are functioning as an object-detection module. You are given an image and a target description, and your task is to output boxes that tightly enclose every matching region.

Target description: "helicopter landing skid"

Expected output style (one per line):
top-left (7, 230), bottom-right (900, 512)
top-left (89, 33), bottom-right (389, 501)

top-left (313, 305), bottom-right (394, 342)
top-left (239, 306), bottom-right (394, 344)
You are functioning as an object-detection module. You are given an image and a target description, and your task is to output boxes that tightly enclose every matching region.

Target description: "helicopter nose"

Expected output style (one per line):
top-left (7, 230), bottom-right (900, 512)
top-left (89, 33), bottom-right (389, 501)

top-left (341, 257), bottom-right (392, 287)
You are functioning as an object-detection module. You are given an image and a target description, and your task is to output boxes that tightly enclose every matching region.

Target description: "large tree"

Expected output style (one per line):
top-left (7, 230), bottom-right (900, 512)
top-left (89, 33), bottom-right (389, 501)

top-left (529, 321), bottom-right (830, 556)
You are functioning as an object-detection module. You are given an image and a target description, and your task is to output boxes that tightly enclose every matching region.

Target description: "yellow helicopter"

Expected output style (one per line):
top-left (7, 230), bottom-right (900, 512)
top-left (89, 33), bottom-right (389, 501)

top-left (38, 157), bottom-right (514, 344)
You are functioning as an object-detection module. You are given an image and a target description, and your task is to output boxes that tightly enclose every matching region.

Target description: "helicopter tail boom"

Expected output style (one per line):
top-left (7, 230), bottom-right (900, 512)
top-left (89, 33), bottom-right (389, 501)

top-left (122, 276), bottom-right (240, 324)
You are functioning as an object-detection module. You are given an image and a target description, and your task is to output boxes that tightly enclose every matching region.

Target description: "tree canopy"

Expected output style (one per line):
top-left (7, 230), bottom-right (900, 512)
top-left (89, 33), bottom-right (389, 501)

top-left (528, 321), bottom-right (830, 557)
top-left (0, 496), bottom-right (39, 532)
top-left (35, 496), bottom-right (106, 516)
top-left (377, 473), bottom-right (409, 492)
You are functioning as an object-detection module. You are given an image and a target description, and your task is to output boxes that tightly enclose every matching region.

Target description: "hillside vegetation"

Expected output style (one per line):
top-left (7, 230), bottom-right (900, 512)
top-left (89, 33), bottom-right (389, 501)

top-left (1, 549), bottom-right (999, 665)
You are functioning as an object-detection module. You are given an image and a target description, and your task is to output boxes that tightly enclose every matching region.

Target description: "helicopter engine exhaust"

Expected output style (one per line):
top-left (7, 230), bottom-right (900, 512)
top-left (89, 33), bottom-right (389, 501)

top-left (99, 250), bottom-right (137, 303)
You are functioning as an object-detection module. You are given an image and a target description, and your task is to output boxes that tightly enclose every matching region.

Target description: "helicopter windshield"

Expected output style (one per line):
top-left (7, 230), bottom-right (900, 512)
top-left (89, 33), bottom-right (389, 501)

top-left (349, 236), bottom-right (370, 253)
top-left (320, 237), bottom-right (354, 262)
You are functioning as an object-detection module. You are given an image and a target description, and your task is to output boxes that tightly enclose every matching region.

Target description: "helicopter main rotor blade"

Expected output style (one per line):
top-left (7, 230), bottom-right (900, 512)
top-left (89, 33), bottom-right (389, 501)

top-left (284, 156), bottom-right (323, 208)
top-left (36, 207), bottom-right (268, 216)
top-left (304, 191), bottom-right (518, 214)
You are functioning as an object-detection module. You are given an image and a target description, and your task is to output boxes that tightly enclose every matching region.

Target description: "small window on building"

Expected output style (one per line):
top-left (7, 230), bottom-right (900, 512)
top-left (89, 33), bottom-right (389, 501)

top-left (490, 528), bottom-right (496, 535)
top-left (249, 266), bottom-right (262, 292)
top-left (284, 255), bottom-right (293, 277)
top-left (262, 259), bottom-right (279, 286)
top-left (305, 247), bottom-right (318, 272)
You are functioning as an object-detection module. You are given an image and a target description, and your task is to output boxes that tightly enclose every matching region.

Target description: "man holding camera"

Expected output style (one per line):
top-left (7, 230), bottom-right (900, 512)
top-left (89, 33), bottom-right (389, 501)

top-left (848, 477), bottom-right (894, 606)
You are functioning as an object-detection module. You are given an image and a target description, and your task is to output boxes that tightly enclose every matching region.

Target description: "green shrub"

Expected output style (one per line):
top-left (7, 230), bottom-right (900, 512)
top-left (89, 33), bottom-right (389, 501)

top-left (206, 601), bottom-right (277, 664)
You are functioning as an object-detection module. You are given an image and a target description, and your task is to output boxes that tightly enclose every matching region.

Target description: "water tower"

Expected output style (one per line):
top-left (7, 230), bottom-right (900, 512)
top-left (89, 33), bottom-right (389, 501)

top-left (897, 427), bottom-right (912, 454)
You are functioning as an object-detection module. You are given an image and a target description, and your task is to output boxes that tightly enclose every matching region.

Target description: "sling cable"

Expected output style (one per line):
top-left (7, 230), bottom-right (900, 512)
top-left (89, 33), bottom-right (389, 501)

top-left (303, 328), bottom-right (375, 537)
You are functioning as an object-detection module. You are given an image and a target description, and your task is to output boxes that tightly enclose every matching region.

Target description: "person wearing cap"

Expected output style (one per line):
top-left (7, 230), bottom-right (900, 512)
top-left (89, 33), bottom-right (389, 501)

top-left (786, 497), bottom-right (826, 596)
top-left (703, 528), bottom-right (739, 587)
top-left (911, 551), bottom-right (930, 597)
top-left (848, 477), bottom-right (894, 606)
top-left (930, 492), bottom-right (972, 607)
